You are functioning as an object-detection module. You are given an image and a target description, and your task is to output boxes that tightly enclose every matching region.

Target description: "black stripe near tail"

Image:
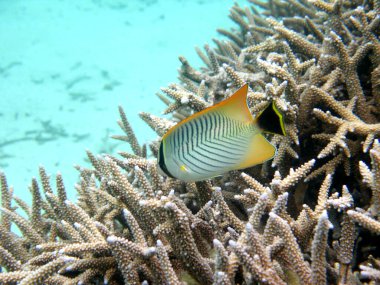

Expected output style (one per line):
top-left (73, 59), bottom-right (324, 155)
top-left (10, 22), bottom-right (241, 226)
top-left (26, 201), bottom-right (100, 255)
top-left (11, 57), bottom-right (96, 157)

top-left (256, 102), bottom-right (286, 136)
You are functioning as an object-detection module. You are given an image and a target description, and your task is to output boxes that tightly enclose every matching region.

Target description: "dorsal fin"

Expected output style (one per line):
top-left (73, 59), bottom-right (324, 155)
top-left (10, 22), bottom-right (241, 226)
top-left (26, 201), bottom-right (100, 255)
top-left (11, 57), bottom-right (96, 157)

top-left (215, 84), bottom-right (253, 123)
top-left (162, 84), bottom-right (252, 139)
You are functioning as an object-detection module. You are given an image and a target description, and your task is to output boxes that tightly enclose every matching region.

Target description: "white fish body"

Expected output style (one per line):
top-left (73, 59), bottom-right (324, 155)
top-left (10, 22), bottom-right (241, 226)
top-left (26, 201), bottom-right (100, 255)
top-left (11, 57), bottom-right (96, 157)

top-left (157, 84), bottom-right (285, 182)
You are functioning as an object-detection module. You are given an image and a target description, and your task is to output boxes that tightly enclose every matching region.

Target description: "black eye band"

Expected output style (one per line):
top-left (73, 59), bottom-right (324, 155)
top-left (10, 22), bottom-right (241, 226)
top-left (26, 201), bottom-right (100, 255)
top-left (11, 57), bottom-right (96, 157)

top-left (158, 141), bottom-right (175, 178)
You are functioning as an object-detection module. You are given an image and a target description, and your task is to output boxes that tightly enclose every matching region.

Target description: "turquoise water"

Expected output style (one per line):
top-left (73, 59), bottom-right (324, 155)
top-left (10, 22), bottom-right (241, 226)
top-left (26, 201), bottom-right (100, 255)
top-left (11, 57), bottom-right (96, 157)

top-left (0, 0), bottom-right (246, 201)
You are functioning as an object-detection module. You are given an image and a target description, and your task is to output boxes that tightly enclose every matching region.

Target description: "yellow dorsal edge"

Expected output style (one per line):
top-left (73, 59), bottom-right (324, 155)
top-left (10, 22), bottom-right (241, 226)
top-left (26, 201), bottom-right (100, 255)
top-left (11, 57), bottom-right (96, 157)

top-left (163, 84), bottom-right (252, 140)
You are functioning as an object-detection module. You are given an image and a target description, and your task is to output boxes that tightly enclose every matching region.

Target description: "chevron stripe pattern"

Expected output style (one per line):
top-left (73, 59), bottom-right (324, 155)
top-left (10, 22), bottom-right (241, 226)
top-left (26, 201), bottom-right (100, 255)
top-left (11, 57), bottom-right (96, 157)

top-left (163, 110), bottom-right (256, 181)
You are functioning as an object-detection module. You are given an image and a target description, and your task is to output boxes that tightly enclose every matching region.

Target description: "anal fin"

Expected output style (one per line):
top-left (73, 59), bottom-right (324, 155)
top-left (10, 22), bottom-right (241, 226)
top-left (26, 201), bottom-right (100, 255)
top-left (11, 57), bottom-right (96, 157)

top-left (237, 134), bottom-right (276, 170)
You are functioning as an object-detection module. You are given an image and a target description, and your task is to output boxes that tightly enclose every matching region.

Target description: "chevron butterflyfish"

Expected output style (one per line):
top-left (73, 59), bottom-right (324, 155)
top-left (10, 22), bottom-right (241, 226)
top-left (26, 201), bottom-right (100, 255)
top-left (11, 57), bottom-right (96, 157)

top-left (157, 84), bottom-right (286, 182)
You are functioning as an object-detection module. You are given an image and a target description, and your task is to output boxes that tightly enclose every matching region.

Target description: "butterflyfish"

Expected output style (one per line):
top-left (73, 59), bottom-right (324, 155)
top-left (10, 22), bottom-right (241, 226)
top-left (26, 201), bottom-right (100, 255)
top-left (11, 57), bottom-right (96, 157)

top-left (157, 84), bottom-right (286, 182)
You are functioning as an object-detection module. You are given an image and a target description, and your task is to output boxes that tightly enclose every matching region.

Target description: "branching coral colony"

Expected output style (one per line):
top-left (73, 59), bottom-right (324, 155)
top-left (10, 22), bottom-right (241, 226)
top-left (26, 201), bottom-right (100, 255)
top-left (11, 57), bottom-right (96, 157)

top-left (0, 0), bottom-right (379, 284)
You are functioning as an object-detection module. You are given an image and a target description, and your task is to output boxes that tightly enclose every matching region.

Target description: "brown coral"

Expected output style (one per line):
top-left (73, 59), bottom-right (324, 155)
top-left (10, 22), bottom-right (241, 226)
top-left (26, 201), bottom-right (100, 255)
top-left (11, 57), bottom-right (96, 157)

top-left (0, 0), bottom-right (379, 284)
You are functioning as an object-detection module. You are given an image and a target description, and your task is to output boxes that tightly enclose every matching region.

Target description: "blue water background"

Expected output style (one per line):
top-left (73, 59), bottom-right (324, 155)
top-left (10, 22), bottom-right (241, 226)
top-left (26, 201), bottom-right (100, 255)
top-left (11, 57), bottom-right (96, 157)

top-left (0, 0), bottom-right (247, 203)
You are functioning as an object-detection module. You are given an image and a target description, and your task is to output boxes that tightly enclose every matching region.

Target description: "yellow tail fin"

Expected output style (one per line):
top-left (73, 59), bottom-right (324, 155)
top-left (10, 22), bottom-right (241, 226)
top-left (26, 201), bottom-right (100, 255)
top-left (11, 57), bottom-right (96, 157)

top-left (256, 102), bottom-right (286, 136)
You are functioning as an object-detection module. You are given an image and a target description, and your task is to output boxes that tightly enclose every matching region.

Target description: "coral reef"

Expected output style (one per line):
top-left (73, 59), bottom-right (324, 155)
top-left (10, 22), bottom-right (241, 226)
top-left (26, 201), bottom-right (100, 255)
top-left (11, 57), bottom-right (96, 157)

top-left (1, 0), bottom-right (379, 284)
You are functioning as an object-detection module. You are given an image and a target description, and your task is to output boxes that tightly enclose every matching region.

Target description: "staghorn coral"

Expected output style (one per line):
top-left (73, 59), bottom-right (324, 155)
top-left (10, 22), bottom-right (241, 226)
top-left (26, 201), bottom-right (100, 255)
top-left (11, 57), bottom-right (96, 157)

top-left (0, 0), bottom-right (379, 284)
